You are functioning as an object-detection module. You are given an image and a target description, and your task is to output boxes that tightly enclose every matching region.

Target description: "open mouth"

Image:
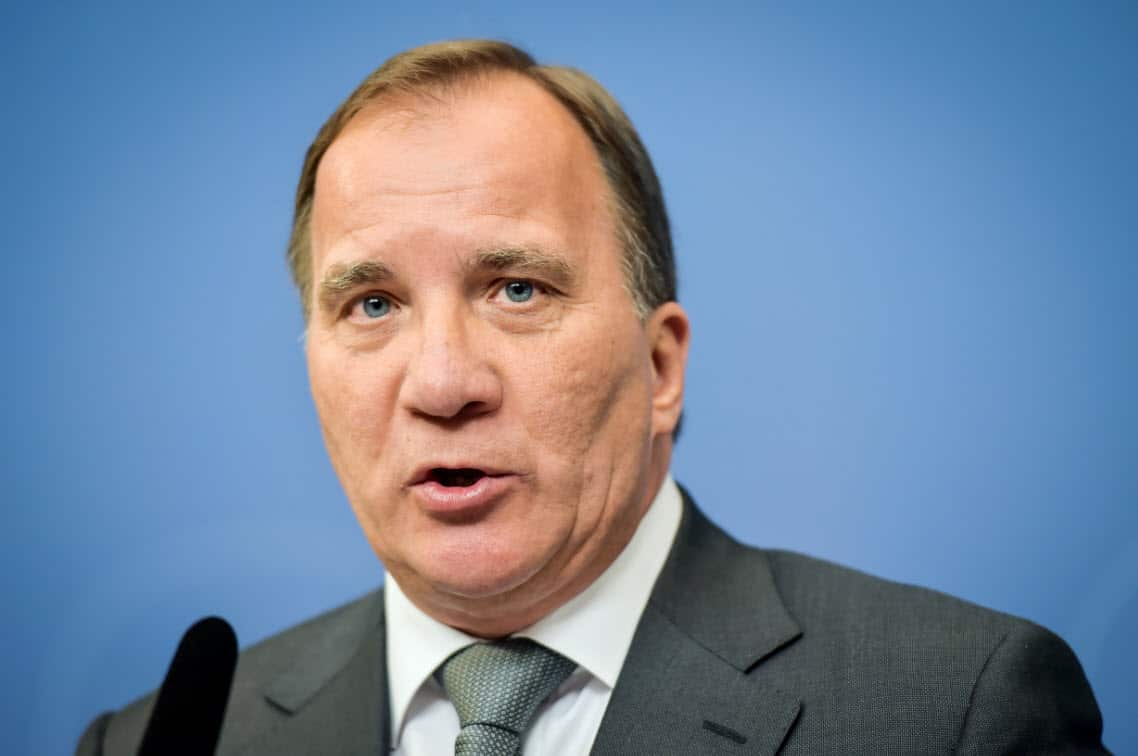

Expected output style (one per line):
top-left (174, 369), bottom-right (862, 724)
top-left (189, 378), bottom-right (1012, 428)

top-left (428, 468), bottom-right (488, 487)
top-left (411, 466), bottom-right (513, 513)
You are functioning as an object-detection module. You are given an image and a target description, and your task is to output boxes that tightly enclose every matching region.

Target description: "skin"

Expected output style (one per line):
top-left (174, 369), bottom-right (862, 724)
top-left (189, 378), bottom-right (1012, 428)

top-left (306, 72), bottom-right (690, 638)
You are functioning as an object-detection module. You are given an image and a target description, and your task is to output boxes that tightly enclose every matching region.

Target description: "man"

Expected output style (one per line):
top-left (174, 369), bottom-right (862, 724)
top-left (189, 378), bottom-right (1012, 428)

top-left (78, 40), bottom-right (1107, 755)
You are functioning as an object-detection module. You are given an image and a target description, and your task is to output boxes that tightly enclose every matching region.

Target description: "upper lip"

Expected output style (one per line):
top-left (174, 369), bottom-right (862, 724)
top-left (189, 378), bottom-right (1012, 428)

top-left (406, 463), bottom-right (514, 486)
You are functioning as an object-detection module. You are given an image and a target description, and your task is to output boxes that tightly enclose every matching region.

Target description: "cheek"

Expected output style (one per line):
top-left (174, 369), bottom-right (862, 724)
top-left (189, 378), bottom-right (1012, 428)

top-left (308, 345), bottom-right (398, 476)
top-left (516, 318), bottom-right (653, 468)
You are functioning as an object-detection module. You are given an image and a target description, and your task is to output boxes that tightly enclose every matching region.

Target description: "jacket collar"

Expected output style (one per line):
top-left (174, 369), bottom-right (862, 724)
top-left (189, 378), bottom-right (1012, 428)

top-left (650, 489), bottom-right (801, 671)
top-left (589, 489), bottom-right (803, 755)
top-left (243, 591), bottom-right (389, 755)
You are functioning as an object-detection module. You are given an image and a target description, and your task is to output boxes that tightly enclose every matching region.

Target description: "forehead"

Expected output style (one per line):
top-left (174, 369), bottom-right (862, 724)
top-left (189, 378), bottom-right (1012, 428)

top-left (310, 73), bottom-right (616, 267)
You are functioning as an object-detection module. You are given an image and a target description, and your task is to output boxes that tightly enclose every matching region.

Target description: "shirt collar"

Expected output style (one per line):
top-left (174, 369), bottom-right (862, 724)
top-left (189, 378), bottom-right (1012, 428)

top-left (384, 475), bottom-right (683, 743)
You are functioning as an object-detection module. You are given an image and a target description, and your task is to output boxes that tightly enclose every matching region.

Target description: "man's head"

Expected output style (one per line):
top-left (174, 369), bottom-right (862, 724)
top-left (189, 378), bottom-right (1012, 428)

top-left (287, 40), bottom-right (675, 321)
top-left (294, 40), bottom-right (689, 637)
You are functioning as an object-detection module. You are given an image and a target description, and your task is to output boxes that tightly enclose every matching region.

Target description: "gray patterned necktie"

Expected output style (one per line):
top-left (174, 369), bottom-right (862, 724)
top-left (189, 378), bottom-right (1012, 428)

top-left (436, 638), bottom-right (577, 756)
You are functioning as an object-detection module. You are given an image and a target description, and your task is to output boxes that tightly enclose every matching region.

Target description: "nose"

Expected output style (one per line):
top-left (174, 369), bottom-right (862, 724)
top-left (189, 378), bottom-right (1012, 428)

top-left (399, 309), bottom-right (503, 423)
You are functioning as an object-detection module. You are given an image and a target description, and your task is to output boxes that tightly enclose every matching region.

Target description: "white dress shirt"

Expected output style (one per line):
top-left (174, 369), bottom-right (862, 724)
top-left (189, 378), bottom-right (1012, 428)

top-left (385, 475), bottom-right (683, 755)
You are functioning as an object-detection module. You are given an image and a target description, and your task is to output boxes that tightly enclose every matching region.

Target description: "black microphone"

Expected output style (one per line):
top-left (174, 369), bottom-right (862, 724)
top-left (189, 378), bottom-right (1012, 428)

top-left (137, 616), bottom-right (238, 756)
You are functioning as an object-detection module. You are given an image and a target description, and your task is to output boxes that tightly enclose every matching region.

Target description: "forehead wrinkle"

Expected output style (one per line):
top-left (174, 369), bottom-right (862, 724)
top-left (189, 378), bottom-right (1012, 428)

top-left (328, 74), bottom-right (592, 201)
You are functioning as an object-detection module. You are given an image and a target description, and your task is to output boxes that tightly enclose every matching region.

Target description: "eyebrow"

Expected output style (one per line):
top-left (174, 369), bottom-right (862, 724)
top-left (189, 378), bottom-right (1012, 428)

top-left (315, 245), bottom-right (576, 314)
top-left (469, 246), bottom-right (576, 288)
top-left (318, 259), bottom-right (395, 313)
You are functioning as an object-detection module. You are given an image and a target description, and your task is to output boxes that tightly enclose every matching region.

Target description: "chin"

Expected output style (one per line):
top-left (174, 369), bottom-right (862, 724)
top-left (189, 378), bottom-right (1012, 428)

top-left (417, 537), bottom-right (555, 605)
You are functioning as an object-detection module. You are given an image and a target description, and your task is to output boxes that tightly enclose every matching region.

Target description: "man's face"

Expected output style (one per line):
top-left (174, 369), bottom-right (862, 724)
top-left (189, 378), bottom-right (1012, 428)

top-left (306, 73), bottom-right (686, 635)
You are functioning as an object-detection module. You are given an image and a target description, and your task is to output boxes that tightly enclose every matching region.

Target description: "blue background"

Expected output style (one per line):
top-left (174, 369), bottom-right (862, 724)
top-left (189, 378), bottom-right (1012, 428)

top-left (3, 2), bottom-right (1135, 753)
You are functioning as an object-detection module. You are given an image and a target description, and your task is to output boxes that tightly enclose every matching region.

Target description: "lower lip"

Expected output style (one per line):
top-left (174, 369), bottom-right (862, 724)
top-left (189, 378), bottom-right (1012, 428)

top-left (411, 474), bottom-right (516, 517)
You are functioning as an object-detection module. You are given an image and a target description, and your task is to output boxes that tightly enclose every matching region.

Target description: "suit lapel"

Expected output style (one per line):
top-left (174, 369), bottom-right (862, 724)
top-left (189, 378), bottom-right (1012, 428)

top-left (235, 591), bottom-right (391, 755)
top-left (591, 493), bottom-right (803, 756)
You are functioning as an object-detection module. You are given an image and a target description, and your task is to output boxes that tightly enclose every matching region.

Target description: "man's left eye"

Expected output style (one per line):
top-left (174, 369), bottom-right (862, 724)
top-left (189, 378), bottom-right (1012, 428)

top-left (502, 280), bottom-right (535, 303)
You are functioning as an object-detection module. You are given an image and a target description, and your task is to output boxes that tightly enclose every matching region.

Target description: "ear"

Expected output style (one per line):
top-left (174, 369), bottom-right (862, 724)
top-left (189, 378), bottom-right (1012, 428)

top-left (646, 301), bottom-right (690, 438)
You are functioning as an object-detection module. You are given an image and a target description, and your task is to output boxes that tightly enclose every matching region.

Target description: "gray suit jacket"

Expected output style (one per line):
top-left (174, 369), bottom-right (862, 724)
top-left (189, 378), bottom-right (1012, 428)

top-left (78, 493), bottom-right (1108, 754)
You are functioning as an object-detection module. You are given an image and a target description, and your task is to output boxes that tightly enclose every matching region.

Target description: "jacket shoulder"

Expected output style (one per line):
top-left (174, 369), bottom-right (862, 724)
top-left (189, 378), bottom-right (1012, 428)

top-left (763, 547), bottom-right (1023, 639)
top-left (754, 549), bottom-right (1105, 753)
top-left (84, 590), bottom-right (382, 756)
top-left (760, 546), bottom-right (1029, 688)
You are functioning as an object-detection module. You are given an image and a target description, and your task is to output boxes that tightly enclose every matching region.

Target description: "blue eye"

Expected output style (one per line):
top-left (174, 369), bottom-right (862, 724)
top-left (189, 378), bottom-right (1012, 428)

top-left (504, 280), bottom-right (534, 303)
top-left (360, 295), bottom-right (391, 318)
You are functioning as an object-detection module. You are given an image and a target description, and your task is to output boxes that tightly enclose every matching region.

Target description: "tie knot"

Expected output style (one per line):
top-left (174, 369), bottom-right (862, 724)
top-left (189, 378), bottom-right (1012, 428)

top-left (437, 638), bottom-right (576, 754)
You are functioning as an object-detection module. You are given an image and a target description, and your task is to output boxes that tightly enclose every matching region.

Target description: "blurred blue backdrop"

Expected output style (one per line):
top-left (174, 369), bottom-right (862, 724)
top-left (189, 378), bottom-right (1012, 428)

top-left (2, 2), bottom-right (1135, 753)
